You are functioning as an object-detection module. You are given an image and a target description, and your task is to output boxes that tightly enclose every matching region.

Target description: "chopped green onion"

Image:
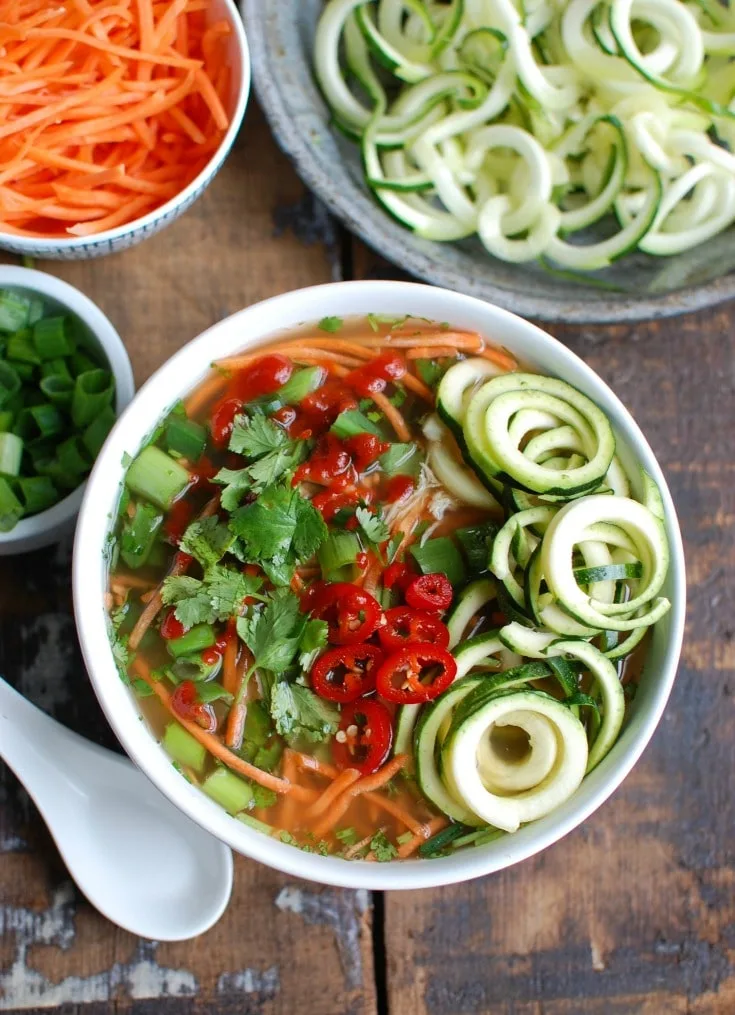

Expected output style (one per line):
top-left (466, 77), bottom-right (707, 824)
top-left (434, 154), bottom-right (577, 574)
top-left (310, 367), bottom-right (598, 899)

top-left (39, 375), bottom-right (74, 408)
top-left (0, 361), bottom-right (21, 408)
top-left (6, 329), bottom-right (39, 366)
top-left (17, 476), bottom-right (58, 516)
top-left (379, 442), bottom-right (421, 476)
top-left (41, 357), bottom-right (72, 382)
top-left (331, 409), bottom-right (386, 439)
top-left (125, 445), bottom-right (190, 510)
top-left (162, 722), bottom-right (207, 773)
top-left (56, 436), bottom-right (89, 476)
top-left (71, 368), bottom-right (114, 426)
top-left (0, 477), bottom-right (23, 531)
top-left (29, 402), bottom-right (64, 438)
top-left (82, 404), bottom-right (115, 458)
top-left (32, 316), bottom-right (71, 360)
top-left (27, 297), bottom-right (44, 326)
top-left (11, 361), bottom-right (34, 382)
top-left (165, 414), bottom-right (207, 461)
top-left (236, 812), bottom-right (275, 835)
top-left (410, 536), bottom-right (467, 586)
top-left (70, 351), bottom-right (96, 376)
top-left (0, 432), bottom-right (23, 476)
top-left (120, 501), bottom-right (164, 569)
top-left (167, 623), bottom-right (216, 658)
top-left (318, 530), bottom-right (361, 579)
top-left (0, 410), bottom-right (14, 431)
top-left (202, 767), bottom-right (254, 814)
top-left (0, 290), bottom-right (30, 332)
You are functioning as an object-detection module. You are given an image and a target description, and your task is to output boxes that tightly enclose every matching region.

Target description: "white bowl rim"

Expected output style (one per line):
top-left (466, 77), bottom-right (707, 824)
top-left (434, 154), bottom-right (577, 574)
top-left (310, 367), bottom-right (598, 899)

top-left (0, 0), bottom-right (250, 253)
top-left (73, 280), bottom-right (686, 890)
top-left (0, 265), bottom-right (134, 550)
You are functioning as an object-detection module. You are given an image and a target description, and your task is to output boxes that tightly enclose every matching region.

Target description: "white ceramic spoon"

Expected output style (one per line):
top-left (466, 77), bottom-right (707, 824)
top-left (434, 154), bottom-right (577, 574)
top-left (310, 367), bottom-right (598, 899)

top-left (0, 676), bottom-right (233, 940)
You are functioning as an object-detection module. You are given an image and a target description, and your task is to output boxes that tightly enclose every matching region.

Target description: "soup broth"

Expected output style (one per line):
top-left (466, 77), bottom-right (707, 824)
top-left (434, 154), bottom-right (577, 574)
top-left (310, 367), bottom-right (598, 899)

top-left (107, 316), bottom-right (668, 861)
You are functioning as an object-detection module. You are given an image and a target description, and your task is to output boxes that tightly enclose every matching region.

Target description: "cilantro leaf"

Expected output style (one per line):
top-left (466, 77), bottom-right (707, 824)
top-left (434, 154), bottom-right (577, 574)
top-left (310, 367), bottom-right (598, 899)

top-left (299, 617), bottom-right (328, 670)
top-left (206, 565), bottom-right (263, 617)
top-left (111, 632), bottom-right (130, 683)
top-left (230, 483), bottom-right (327, 570)
top-left (236, 590), bottom-right (306, 674)
top-left (386, 533), bottom-right (402, 563)
top-left (356, 506), bottom-right (390, 547)
top-left (213, 467), bottom-right (252, 512)
top-left (269, 682), bottom-right (339, 745)
top-left (162, 567), bottom-right (263, 627)
top-left (246, 441), bottom-right (308, 490)
top-left (318, 316), bottom-right (343, 333)
top-left (252, 785), bottom-right (277, 809)
top-left (110, 602), bottom-right (128, 632)
top-left (293, 495), bottom-right (329, 559)
top-left (180, 516), bottom-right (236, 569)
top-left (335, 826), bottom-right (359, 846)
top-left (370, 830), bottom-right (398, 862)
top-left (230, 414), bottom-right (288, 457)
top-left (161, 575), bottom-right (214, 626)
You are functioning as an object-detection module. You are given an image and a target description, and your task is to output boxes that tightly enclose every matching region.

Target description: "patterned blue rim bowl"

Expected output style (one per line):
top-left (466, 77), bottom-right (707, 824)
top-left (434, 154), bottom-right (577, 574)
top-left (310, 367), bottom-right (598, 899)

top-left (0, 0), bottom-right (250, 262)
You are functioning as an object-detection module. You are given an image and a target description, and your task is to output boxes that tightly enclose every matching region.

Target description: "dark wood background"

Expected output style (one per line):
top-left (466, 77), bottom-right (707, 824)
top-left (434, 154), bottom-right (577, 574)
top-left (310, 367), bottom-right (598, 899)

top-left (1, 101), bottom-right (733, 1015)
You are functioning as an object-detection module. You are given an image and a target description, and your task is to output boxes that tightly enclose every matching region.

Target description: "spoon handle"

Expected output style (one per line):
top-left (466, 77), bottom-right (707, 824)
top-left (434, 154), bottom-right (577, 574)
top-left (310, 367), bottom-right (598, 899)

top-left (0, 676), bottom-right (94, 806)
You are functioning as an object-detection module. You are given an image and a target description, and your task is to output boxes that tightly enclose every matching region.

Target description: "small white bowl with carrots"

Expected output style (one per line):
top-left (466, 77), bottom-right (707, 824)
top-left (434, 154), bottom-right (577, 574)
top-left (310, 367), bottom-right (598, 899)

top-left (0, 0), bottom-right (249, 260)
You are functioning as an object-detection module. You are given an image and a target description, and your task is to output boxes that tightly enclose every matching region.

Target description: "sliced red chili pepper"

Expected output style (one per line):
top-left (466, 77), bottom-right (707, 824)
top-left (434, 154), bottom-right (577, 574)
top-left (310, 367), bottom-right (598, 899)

top-left (332, 698), bottom-right (393, 775)
top-left (190, 455), bottom-right (218, 488)
top-left (171, 680), bottom-right (217, 732)
top-left (382, 561), bottom-right (411, 590)
top-left (310, 643), bottom-right (383, 703)
top-left (405, 573), bottom-right (454, 612)
top-left (343, 432), bottom-right (390, 471)
top-left (210, 397), bottom-right (242, 448)
top-left (386, 475), bottom-right (414, 504)
top-left (309, 582), bottom-right (383, 645)
top-left (160, 609), bottom-right (186, 640)
top-left (379, 607), bottom-right (450, 651)
top-left (375, 643), bottom-right (456, 704)
top-left (201, 647), bottom-right (221, 666)
top-left (356, 551), bottom-right (369, 570)
top-left (227, 354), bottom-right (293, 403)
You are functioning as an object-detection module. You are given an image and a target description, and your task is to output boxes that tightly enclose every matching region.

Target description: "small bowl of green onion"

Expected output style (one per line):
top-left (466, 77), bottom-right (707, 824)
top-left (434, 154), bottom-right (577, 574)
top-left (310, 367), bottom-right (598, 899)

top-left (0, 266), bottom-right (134, 554)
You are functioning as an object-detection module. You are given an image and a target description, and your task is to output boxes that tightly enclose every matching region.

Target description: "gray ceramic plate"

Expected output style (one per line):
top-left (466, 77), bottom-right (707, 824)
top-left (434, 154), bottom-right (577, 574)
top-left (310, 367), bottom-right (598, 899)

top-left (241, 0), bottom-right (735, 323)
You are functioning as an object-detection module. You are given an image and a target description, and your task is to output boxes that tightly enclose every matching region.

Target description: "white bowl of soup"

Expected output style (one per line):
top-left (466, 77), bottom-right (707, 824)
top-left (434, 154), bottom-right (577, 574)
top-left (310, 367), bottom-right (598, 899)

top-left (73, 281), bottom-right (685, 890)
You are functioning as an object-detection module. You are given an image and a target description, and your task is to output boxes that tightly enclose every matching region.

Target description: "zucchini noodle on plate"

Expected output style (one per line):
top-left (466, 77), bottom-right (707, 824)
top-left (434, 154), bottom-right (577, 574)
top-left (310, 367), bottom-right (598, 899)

top-left (314, 0), bottom-right (735, 268)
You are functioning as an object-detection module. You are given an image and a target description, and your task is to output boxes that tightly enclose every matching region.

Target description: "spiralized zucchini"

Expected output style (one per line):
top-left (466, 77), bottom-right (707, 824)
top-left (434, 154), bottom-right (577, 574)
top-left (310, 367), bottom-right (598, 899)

top-left (314, 0), bottom-right (735, 268)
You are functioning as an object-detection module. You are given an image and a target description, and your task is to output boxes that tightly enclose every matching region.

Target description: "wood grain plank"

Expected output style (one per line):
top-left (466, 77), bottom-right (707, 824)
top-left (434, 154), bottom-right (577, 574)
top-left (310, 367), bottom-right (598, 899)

top-left (351, 242), bottom-right (735, 1014)
top-left (0, 102), bottom-right (375, 1015)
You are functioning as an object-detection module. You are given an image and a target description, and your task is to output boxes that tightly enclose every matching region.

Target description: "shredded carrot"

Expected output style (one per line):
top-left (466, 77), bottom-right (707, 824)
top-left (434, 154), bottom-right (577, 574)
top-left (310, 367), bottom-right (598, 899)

top-left (312, 755), bottom-right (410, 838)
top-left (131, 658), bottom-right (311, 799)
top-left (406, 346), bottom-right (458, 360)
top-left (0, 0), bottom-right (232, 239)
top-left (305, 768), bottom-right (361, 819)
top-left (370, 390), bottom-right (411, 442)
top-left (344, 827), bottom-right (385, 861)
top-left (397, 817), bottom-right (449, 858)
top-left (108, 572), bottom-right (154, 590)
top-left (362, 791), bottom-right (426, 836)
top-left (478, 345), bottom-right (519, 371)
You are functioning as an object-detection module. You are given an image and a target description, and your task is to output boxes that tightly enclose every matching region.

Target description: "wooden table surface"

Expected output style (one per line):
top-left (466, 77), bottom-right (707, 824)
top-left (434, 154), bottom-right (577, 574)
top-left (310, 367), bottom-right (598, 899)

top-left (1, 100), bottom-right (733, 1015)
